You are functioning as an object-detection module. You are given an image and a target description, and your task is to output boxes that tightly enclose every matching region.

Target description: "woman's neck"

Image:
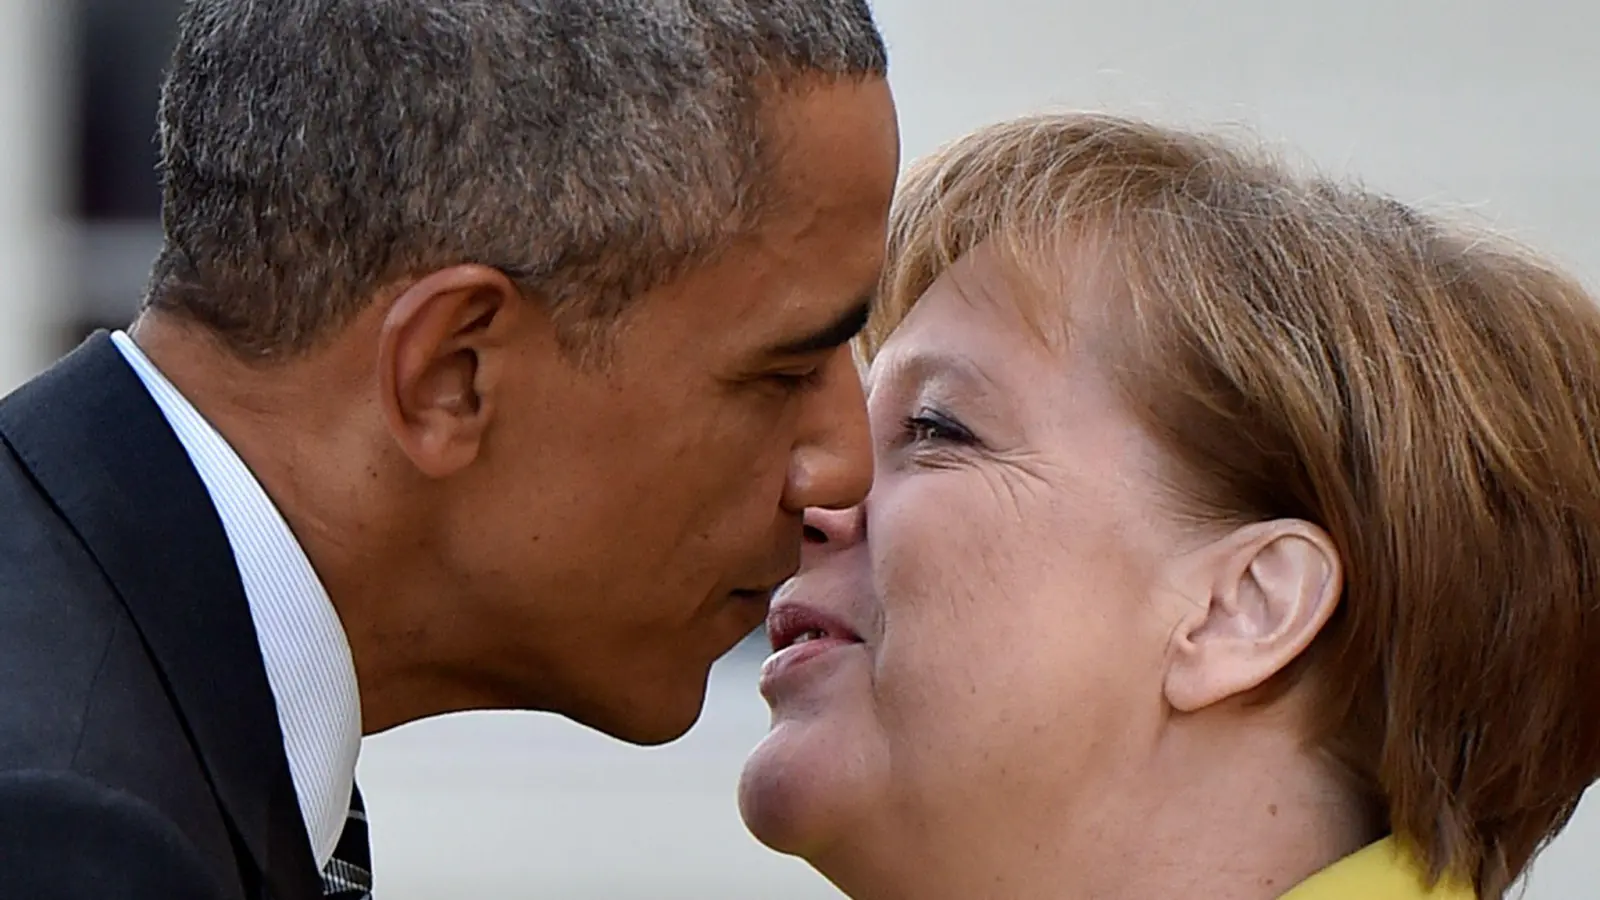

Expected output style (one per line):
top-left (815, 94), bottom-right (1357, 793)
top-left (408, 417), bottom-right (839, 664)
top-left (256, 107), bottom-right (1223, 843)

top-left (828, 719), bottom-right (1379, 900)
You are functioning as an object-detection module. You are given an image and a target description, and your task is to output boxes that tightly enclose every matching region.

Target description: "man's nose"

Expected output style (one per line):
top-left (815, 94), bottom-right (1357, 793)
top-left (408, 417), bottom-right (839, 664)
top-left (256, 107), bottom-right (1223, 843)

top-left (782, 347), bottom-right (873, 515)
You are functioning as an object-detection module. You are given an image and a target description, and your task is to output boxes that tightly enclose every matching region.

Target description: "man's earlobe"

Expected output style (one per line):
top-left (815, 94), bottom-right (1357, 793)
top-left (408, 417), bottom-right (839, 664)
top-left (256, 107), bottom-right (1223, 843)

top-left (376, 265), bottom-right (523, 479)
top-left (1163, 520), bottom-right (1342, 713)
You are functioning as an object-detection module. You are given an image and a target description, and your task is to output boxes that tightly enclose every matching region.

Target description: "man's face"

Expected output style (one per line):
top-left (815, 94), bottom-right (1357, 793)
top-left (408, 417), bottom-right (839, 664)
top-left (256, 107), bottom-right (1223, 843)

top-left (454, 78), bottom-right (900, 743)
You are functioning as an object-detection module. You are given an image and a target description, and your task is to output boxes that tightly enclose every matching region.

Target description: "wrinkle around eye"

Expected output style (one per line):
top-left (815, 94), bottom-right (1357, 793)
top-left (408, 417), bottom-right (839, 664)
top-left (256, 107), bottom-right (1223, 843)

top-left (887, 410), bottom-right (1031, 476)
top-left (975, 447), bottom-right (1062, 522)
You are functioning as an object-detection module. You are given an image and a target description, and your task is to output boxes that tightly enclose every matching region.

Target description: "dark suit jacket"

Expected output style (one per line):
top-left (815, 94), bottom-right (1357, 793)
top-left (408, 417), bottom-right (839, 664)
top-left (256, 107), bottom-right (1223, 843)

top-left (0, 334), bottom-right (323, 899)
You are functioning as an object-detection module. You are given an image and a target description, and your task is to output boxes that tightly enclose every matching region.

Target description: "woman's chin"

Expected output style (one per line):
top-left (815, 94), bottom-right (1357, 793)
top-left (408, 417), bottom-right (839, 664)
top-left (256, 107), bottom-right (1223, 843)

top-left (739, 717), bottom-right (880, 857)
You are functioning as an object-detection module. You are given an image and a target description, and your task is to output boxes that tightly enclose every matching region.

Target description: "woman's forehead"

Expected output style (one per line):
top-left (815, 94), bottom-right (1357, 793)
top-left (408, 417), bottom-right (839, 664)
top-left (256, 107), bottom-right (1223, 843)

top-left (868, 239), bottom-right (1109, 372)
top-left (865, 256), bottom-right (1075, 400)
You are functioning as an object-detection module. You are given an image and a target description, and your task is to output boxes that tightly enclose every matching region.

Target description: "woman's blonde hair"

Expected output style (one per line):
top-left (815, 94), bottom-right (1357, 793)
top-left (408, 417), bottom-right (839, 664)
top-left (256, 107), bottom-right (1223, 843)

top-left (868, 112), bottom-right (1600, 898)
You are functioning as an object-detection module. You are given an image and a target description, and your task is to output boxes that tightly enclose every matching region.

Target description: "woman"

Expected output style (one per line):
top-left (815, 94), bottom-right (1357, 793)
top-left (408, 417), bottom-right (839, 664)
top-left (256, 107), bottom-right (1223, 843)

top-left (738, 113), bottom-right (1600, 899)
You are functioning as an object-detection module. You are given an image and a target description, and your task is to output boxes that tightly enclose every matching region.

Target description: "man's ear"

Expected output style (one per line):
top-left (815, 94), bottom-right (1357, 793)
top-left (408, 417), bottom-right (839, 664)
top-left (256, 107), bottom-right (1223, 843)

top-left (376, 264), bottom-right (523, 479)
top-left (1163, 520), bottom-right (1342, 713)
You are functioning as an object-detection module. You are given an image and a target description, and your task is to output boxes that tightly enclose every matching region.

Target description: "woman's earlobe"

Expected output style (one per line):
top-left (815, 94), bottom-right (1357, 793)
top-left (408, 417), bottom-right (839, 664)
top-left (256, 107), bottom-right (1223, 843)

top-left (1163, 521), bottom-right (1342, 713)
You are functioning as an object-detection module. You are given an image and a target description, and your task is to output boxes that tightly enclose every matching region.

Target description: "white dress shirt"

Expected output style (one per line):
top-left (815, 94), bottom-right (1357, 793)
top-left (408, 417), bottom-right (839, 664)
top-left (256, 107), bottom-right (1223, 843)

top-left (111, 330), bottom-right (362, 869)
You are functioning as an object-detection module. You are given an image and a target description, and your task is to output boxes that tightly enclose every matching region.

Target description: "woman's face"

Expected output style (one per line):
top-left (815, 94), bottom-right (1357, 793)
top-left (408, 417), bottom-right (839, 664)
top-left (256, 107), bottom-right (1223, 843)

top-left (738, 249), bottom-right (1200, 875)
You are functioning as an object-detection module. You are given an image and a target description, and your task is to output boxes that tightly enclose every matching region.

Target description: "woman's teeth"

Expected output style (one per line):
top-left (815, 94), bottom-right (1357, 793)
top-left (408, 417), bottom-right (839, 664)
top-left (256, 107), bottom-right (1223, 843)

top-left (792, 629), bottom-right (827, 645)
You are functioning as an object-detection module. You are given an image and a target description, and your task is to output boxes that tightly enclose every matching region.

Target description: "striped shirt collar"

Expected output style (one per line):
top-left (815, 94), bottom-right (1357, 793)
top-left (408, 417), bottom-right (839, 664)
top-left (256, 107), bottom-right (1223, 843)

top-left (110, 330), bottom-right (361, 869)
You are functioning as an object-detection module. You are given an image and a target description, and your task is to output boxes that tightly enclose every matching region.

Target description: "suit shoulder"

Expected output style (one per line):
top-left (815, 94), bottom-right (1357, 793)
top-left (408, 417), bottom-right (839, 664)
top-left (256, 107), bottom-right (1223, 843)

top-left (0, 444), bottom-right (134, 765)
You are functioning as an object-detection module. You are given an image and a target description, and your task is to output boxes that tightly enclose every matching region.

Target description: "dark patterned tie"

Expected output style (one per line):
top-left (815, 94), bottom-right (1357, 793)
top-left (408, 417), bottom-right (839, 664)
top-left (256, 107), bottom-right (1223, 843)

top-left (322, 784), bottom-right (373, 899)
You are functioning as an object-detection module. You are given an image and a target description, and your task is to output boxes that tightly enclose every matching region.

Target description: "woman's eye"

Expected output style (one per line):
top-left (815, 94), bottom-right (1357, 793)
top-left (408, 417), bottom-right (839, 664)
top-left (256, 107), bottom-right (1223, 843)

top-left (902, 409), bottom-right (975, 445)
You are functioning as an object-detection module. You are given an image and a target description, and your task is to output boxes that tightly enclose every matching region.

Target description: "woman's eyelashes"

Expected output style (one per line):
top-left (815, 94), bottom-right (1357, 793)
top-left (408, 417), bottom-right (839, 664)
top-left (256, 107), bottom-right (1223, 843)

top-left (901, 407), bottom-right (977, 447)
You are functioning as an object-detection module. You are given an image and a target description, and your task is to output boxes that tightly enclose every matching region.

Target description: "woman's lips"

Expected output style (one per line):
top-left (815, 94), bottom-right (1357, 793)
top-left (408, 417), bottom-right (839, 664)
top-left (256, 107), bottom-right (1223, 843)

top-left (760, 601), bottom-right (864, 694)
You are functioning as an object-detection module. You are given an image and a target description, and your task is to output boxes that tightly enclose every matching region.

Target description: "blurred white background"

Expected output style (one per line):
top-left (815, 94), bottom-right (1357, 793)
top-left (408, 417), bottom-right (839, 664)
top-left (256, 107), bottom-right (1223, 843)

top-left (4, 0), bottom-right (1594, 896)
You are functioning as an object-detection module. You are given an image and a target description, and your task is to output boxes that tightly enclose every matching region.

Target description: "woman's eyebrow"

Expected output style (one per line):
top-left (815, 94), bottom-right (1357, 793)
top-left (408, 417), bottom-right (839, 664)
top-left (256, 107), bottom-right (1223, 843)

top-left (872, 349), bottom-right (1004, 402)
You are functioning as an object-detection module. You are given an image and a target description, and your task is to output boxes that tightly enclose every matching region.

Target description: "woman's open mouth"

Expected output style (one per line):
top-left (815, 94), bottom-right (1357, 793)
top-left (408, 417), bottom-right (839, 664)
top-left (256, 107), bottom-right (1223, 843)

top-left (759, 601), bottom-right (865, 693)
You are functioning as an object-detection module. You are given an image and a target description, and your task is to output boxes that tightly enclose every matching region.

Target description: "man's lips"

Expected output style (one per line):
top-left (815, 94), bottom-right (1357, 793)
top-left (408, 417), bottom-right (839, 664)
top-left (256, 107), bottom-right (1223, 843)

top-left (730, 569), bottom-right (796, 603)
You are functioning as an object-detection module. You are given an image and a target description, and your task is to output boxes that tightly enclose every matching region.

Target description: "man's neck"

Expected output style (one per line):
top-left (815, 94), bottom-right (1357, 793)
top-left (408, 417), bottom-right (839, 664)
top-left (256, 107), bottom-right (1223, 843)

top-left (126, 312), bottom-right (478, 732)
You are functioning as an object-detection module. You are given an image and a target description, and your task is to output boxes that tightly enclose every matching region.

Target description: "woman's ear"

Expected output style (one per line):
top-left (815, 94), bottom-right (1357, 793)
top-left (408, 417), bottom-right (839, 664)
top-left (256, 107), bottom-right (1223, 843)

top-left (1163, 519), bottom-right (1342, 712)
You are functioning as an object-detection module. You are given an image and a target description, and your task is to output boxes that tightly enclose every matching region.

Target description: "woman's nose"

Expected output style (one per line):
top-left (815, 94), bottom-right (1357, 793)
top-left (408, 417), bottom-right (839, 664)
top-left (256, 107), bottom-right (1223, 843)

top-left (802, 504), bottom-right (866, 561)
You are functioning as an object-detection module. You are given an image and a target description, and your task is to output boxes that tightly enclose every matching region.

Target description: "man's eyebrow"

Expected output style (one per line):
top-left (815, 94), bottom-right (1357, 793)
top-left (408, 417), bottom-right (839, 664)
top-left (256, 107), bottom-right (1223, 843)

top-left (765, 298), bottom-right (873, 357)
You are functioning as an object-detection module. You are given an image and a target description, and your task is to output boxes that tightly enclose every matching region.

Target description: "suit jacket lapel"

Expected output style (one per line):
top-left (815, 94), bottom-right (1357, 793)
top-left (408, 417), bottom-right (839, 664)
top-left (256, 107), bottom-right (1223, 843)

top-left (0, 333), bottom-right (322, 900)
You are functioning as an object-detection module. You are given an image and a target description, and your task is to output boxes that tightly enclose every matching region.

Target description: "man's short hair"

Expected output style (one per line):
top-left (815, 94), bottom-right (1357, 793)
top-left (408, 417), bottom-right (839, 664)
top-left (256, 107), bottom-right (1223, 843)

top-left (148, 0), bottom-right (889, 357)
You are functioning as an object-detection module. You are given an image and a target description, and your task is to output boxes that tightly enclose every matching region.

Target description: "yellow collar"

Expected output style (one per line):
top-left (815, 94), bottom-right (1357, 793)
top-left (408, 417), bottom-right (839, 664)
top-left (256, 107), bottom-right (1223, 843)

top-left (1283, 838), bottom-right (1475, 899)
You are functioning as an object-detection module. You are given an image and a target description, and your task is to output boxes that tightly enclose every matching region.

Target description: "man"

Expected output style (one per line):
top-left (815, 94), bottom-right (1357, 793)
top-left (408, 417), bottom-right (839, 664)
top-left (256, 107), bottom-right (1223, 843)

top-left (0, 1), bottom-right (898, 897)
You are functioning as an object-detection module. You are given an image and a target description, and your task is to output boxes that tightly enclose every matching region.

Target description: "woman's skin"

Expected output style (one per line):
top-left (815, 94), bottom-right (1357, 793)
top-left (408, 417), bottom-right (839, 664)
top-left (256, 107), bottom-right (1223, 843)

top-left (739, 246), bottom-right (1373, 900)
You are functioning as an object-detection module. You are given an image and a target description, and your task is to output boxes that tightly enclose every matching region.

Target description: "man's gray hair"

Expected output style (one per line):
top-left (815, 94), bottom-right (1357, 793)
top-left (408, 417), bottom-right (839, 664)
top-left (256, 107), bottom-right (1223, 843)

top-left (148, 0), bottom-right (889, 357)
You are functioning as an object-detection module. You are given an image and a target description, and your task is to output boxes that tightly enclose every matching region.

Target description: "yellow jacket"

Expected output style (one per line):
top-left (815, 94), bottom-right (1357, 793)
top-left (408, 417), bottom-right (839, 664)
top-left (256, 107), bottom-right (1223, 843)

top-left (1285, 838), bottom-right (1476, 899)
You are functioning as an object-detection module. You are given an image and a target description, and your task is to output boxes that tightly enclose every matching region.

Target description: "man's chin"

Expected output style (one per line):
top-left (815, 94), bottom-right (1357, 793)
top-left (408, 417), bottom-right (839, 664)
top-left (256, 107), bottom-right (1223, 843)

top-left (570, 680), bottom-right (711, 746)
